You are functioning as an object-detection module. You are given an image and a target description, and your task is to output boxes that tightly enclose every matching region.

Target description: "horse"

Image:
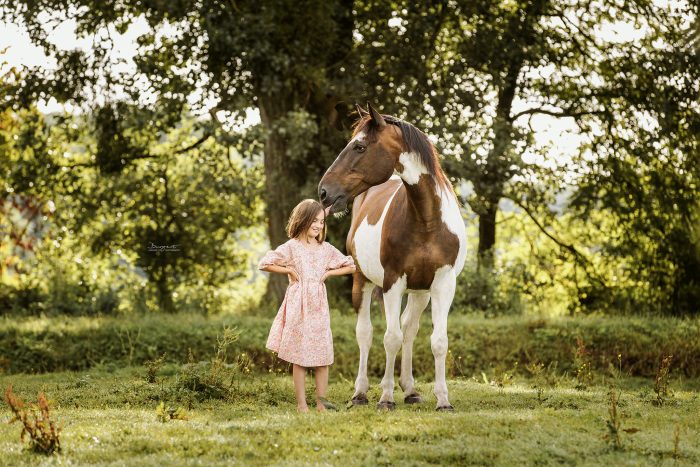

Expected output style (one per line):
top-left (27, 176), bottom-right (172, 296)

top-left (318, 104), bottom-right (467, 411)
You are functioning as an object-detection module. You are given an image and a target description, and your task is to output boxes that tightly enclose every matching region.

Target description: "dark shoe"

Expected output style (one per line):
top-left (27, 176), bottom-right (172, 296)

top-left (318, 397), bottom-right (338, 411)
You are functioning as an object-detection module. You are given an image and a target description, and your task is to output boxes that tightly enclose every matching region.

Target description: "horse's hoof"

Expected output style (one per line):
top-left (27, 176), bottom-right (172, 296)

top-left (350, 394), bottom-right (369, 406)
top-left (377, 401), bottom-right (396, 411)
top-left (404, 393), bottom-right (423, 404)
top-left (436, 404), bottom-right (455, 412)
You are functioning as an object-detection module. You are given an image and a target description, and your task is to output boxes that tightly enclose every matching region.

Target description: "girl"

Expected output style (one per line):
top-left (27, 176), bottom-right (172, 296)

top-left (258, 199), bottom-right (356, 412)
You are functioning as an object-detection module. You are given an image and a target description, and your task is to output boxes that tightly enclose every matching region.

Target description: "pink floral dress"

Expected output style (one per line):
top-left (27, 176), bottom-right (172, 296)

top-left (258, 238), bottom-right (355, 367)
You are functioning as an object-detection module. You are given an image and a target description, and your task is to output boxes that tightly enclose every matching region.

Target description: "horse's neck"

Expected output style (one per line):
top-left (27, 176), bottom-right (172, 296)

top-left (395, 152), bottom-right (445, 231)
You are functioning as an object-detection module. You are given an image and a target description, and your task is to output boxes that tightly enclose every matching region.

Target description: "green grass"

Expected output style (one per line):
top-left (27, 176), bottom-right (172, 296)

top-left (2, 367), bottom-right (699, 466)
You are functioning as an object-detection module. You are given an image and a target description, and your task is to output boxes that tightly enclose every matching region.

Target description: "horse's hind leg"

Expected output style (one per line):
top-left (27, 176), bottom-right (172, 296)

top-left (399, 292), bottom-right (430, 403)
top-left (430, 266), bottom-right (456, 411)
top-left (351, 277), bottom-right (374, 405)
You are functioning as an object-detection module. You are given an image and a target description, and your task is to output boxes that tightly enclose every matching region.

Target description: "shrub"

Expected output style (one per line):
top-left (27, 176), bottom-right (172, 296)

top-left (144, 353), bottom-right (167, 383)
top-left (155, 401), bottom-right (188, 422)
top-left (173, 327), bottom-right (240, 400)
top-left (1, 312), bottom-right (700, 379)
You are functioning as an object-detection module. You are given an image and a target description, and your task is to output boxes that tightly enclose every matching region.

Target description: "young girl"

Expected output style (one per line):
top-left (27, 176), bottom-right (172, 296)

top-left (258, 199), bottom-right (356, 412)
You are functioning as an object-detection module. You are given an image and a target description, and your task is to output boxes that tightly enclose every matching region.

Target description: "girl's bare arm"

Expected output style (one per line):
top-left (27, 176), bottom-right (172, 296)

top-left (322, 265), bottom-right (356, 281)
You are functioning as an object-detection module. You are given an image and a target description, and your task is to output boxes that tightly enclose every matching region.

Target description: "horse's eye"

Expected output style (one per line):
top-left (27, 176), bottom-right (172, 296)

top-left (354, 144), bottom-right (366, 153)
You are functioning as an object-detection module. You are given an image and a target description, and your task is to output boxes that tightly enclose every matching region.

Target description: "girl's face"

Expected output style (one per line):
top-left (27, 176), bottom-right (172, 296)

top-left (306, 210), bottom-right (325, 241)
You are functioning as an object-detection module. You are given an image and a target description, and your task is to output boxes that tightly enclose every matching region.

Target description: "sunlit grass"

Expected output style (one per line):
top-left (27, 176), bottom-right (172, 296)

top-left (1, 368), bottom-right (698, 466)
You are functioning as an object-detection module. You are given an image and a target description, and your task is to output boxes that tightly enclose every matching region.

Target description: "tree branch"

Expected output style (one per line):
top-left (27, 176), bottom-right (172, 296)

top-left (174, 133), bottom-right (211, 154)
top-left (511, 106), bottom-right (606, 121)
top-left (506, 195), bottom-right (608, 288)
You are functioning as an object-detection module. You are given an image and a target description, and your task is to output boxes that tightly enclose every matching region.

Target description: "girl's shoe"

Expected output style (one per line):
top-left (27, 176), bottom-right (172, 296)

top-left (317, 397), bottom-right (338, 411)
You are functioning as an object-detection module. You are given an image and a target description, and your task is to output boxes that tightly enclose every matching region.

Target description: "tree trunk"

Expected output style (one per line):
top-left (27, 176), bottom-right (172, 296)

top-left (477, 201), bottom-right (498, 272)
top-left (474, 55), bottom-right (522, 274)
top-left (154, 270), bottom-right (174, 313)
top-left (253, 1), bottom-right (355, 305)
top-left (258, 94), bottom-right (302, 304)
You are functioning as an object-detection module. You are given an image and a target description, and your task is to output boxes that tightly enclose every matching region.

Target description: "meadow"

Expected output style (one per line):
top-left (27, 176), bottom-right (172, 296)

top-left (1, 312), bottom-right (700, 465)
top-left (1, 367), bottom-right (699, 466)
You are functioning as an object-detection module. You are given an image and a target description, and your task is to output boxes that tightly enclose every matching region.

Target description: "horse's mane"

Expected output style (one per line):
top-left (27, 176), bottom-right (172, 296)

top-left (352, 114), bottom-right (450, 190)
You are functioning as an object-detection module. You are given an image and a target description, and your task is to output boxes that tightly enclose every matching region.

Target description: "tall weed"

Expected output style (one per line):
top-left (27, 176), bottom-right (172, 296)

top-left (4, 385), bottom-right (61, 454)
top-left (652, 355), bottom-right (673, 406)
top-left (174, 326), bottom-right (240, 400)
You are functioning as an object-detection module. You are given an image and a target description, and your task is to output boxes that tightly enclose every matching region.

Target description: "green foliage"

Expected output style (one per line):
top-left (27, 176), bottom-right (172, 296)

top-left (155, 401), bottom-right (188, 423)
top-left (453, 261), bottom-right (524, 316)
top-left (144, 353), bottom-right (166, 384)
top-left (1, 1), bottom-right (699, 315)
top-left (3, 312), bottom-right (700, 380)
top-left (0, 99), bottom-right (265, 314)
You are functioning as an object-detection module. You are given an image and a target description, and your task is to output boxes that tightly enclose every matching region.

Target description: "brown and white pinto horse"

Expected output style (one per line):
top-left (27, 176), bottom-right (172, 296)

top-left (319, 105), bottom-right (466, 411)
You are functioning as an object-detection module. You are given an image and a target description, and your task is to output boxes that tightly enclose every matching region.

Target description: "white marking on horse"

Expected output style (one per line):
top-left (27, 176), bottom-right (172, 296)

top-left (379, 273), bottom-right (407, 404)
top-left (399, 292), bottom-right (430, 396)
top-left (354, 281), bottom-right (375, 398)
top-left (354, 183), bottom-right (402, 286)
top-left (350, 131), bottom-right (366, 144)
top-left (429, 264), bottom-right (457, 408)
top-left (439, 188), bottom-right (467, 274)
top-left (397, 152), bottom-right (428, 185)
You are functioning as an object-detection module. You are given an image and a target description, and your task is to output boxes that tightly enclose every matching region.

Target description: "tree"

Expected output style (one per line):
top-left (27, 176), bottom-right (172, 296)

top-left (2, 0), bottom-right (362, 303)
top-left (353, 0), bottom-right (698, 315)
top-left (567, 2), bottom-right (700, 314)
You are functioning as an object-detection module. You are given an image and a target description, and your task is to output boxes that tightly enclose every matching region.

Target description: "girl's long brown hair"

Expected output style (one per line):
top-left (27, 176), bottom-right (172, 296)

top-left (286, 199), bottom-right (326, 243)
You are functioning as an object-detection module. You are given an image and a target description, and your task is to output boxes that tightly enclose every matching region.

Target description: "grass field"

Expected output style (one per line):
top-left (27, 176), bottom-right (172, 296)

top-left (1, 366), bottom-right (699, 466)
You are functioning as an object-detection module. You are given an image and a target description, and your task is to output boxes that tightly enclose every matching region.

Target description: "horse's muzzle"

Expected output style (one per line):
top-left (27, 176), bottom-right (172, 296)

top-left (318, 180), bottom-right (346, 212)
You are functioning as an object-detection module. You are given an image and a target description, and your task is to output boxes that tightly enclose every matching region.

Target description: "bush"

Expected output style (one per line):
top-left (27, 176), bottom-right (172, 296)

top-left (1, 312), bottom-right (700, 378)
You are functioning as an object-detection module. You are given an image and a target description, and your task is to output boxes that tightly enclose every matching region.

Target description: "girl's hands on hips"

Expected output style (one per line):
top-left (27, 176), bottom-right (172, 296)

top-left (287, 268), bottom-right (299, 283)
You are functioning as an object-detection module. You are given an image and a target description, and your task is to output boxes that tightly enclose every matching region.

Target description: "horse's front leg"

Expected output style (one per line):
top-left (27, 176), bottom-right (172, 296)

top-left (378, 278), bottom-right (406, 410)
top-left (430, 266), bottom-right (456, 411)
top-left (399, 292), bottom-right (430, 403)
top-left (351, 282), bottom-right (374, 405)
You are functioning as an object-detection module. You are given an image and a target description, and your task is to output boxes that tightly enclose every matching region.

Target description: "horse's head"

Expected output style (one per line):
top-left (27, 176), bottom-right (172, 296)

top-left (318, 104), bottom-right (403, 214)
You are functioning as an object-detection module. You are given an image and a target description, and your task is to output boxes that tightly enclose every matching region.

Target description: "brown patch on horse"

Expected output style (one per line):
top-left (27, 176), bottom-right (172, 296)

top-left (348, 179), bottom-right (402, 234)
top-left (379, 178), bottom-right (459, 291)
top-left (347, 176), bottom-right (459, 292)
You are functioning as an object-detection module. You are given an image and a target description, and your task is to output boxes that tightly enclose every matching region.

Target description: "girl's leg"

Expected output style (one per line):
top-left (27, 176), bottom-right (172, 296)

top-left (292, 364), bottom-right (308, 412)
top-left (314, 366), bottom-right (329, 411)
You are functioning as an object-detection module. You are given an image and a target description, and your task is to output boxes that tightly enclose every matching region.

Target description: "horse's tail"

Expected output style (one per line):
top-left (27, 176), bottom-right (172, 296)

top-left (372, 286), bottom-right (385, 318)
top-left (351, 274), bottom-right (384, 317)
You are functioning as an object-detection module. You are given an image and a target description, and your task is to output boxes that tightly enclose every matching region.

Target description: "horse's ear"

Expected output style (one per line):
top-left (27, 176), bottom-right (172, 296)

top-left (355, 103), bottom-right (368, 117)
top-left (367, 102), bottom-right (386, 129)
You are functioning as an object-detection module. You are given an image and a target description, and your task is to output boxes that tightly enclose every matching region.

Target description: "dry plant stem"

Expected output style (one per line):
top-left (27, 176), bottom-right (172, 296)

top-left (4, 385), bottom-right (61, 454)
